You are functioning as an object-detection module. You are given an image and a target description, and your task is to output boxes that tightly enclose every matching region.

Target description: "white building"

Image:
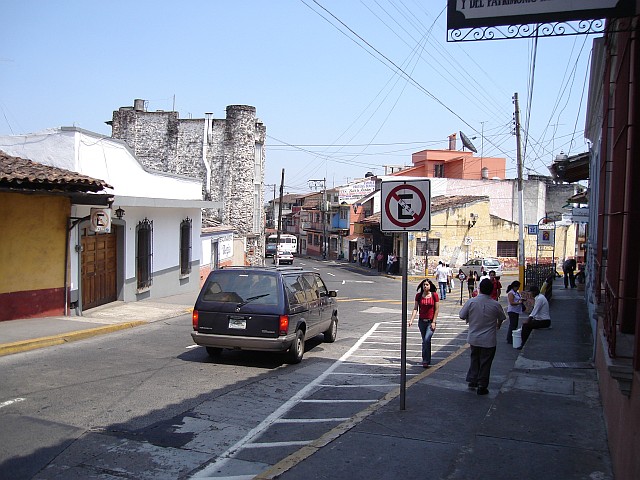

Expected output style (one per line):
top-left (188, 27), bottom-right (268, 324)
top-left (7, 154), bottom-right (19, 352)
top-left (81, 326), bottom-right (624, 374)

top-left (0, 127), bottom-right (219, 312)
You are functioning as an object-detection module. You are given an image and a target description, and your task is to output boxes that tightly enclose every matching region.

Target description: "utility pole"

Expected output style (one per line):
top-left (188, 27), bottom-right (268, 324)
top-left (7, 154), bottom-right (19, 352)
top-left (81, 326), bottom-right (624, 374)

top-left (265, 184), bottom-right (276, 228)
top-left (514, 93), bottom-right (526, 286)
top-left (309, 178), bottom-right (327, 259)
top-left (275, 169), bottom-right (285, 264)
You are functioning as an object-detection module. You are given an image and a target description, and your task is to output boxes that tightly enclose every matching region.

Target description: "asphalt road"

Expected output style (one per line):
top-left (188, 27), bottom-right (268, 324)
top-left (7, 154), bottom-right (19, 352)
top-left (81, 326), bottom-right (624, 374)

top-left (0, 258), bottom-right (476, 479)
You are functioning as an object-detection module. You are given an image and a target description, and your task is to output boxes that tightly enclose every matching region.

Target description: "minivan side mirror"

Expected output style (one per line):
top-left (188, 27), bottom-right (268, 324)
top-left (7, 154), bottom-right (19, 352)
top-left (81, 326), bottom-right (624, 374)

top-left (328, 290), bottom-right (337, 297)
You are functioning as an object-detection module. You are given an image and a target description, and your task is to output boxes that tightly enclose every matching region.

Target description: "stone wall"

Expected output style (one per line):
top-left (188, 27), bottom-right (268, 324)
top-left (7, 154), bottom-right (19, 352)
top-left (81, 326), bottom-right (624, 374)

top-left (110, 100), bottom-right (266, 265)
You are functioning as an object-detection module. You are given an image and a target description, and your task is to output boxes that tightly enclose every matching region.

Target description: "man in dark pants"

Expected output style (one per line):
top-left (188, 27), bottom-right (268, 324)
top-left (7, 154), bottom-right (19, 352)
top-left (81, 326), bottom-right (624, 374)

top-left (563, 257), bottom-right (577, 288)
top-left (459, 278), bottom-right (506, 395)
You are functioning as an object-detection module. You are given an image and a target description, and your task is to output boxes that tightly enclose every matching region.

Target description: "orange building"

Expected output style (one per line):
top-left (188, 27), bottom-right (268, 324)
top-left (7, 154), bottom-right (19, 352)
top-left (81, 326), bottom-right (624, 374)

top-left (396, 133), bottom-right (507, 180)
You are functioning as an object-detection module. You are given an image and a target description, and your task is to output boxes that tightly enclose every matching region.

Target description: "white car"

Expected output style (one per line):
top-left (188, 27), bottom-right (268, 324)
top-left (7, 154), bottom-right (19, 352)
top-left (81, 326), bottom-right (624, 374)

top-left (462, 257), bottom-right (503, 276)
top-left (275, 251), bottom-right (294, 265)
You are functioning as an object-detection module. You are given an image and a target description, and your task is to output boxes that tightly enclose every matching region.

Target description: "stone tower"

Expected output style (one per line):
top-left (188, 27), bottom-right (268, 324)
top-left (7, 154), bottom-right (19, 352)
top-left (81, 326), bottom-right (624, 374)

top-left (109, 99), bottom-right (266, 264)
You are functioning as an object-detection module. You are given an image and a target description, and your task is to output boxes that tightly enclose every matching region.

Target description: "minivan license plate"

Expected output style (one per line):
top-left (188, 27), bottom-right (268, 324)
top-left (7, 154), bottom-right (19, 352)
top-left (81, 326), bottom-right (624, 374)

top-left (228, 317), bottom-right (246, 330)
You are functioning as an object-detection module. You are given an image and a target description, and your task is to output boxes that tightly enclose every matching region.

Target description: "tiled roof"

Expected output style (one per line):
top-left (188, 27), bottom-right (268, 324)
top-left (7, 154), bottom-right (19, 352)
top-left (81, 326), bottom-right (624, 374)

top-left (0, 150), bottom-right (112, 193)
top-left (362, 195), bottom-right (488, 223)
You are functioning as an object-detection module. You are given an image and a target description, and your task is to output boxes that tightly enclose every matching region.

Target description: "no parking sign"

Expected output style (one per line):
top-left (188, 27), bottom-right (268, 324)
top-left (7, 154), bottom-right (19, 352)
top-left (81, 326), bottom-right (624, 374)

top-left (381, 180), bottom-right (431, 232)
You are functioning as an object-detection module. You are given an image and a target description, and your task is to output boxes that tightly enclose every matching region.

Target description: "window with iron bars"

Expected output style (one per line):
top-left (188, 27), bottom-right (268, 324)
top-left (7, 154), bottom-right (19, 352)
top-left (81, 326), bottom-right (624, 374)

top-left (180, 218), bottom-right (192, 276)
top-left (416, 238), bottom-right (440, 256)
top-left (136, 218), bottom-right (153, 290)
top-left (497, 240), bottom-right (517, 257)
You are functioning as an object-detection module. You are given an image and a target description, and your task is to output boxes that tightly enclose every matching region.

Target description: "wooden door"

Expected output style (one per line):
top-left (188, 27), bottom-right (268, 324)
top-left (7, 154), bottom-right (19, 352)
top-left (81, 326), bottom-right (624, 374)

top-left (81, 227), bottom-right (117, 310)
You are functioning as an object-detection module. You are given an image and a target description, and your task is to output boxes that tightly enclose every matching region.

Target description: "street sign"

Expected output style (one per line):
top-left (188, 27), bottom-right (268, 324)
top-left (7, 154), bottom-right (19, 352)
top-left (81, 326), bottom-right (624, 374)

top-left (381, 180), bottom-right (431, 232)
top-left (90, 208), bottom-right (111, 233)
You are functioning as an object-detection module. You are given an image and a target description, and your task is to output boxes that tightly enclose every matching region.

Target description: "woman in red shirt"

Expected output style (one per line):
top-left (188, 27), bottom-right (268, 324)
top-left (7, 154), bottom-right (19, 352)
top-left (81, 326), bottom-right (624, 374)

top-left (409, 279), bottom-right (440, 368)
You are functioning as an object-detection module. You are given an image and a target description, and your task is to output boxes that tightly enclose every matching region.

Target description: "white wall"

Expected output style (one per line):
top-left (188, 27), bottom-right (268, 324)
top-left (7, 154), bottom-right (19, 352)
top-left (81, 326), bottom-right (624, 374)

top-left (0, 128), bottom-right (203, 200)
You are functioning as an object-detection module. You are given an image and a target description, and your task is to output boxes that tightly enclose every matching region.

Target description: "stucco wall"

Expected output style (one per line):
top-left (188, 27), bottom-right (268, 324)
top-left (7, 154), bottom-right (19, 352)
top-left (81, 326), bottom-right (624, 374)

top-left (0, 192), bottom-right (69, 319)
top-left (407, 197), bottom-right (576, 274)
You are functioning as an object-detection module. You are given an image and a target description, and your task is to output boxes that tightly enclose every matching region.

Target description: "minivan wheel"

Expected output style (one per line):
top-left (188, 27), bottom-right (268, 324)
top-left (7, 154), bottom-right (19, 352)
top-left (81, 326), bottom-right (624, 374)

top-left (323, 317), bottom-right (338, 343)
top-left (287, 330), bottom-right (305, 364)
top-left (206, 347), bottom-right (223, 357)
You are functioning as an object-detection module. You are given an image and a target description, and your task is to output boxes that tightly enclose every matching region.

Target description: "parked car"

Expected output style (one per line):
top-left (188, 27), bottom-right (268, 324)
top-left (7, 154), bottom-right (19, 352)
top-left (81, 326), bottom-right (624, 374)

top-left (265, 243), bottom-right (277, 258)
top-left (462, 257), bottom-right (503, 276)
top-left (275, 250), bottom-right (294, 265)
top-left (191, 266), bottom-right (338, 363)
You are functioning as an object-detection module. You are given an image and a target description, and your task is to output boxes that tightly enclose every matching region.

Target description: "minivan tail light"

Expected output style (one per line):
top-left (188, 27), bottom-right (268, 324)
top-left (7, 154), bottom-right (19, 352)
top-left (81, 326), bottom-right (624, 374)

top-left (192, 310), bottom-right (199, 330)
top-left (279, 315), bottom-right (289, 335)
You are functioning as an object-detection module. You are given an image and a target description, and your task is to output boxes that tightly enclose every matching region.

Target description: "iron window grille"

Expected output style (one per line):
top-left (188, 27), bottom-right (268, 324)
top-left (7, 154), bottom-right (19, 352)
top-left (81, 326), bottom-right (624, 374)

top-left (180, 217), bottom-right (192, 276)
top-left (497, 240), bottom-right (518, 258)
top-left (136, 218), bottom-right (153, 291)
top-left (416, 238), bottom-right (440, 256)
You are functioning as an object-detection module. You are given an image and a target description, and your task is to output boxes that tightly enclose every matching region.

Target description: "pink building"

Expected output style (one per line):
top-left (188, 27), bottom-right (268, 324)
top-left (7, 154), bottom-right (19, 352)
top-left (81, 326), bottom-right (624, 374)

top-left (396, 134), bottom-right (506, 180)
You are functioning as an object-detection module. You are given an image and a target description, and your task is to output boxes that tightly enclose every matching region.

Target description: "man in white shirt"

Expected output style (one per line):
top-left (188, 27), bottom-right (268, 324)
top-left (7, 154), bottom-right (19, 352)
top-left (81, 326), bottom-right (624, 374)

top-left (519, 284), bottom-right (551, 348)
top-left (459, 278), bottom-right (506, 395)
top-left (435, 261), bottom-right (448, 300)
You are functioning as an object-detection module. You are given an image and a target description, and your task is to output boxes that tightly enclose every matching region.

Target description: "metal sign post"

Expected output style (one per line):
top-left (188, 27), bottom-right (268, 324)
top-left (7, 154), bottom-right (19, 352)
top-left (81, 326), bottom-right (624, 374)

top-left (458, 272), bottom-right (466, 305)
top-left (380, 180), bottom-right (431, 410)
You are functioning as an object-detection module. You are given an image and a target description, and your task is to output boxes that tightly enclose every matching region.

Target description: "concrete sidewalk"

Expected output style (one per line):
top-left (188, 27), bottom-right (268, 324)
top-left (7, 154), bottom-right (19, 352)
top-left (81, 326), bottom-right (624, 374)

top-left (255, 279), bottom-right (613, 480)
top-left (0, 292), bottom-right (196, 357)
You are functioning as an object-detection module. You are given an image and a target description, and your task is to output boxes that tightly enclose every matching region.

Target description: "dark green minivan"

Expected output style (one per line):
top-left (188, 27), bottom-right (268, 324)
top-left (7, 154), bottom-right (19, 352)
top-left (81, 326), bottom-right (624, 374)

top-left (191, 266), bottom-right (338, 363)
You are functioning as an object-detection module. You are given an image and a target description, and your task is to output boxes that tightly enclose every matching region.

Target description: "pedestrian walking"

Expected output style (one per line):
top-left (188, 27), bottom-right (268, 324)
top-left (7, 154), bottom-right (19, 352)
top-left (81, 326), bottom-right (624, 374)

top-left (376, 251), bottom-right (385, 272)
top-left (386, 252), bottom-right (396, 274)
top-left (459, 278), bottom-right (506, 395)
top-left (446, 263), bottom-right (453, 293)
top-left (467, 270), bottom-right (476, 298)
top-left (505, 280), bottom-right (524, 344)
top-left (409, 279), bottom-right (440, 368)
top-left (435, 261), bottom-right (448, 300)
top-left (519, 284), bottom-right (552, 348)
top-left (488, 270), bottom-right (502, 300)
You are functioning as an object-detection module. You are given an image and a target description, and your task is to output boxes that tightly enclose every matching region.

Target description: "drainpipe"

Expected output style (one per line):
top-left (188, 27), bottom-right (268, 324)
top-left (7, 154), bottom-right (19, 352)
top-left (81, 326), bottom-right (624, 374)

top-left (64, 216), bottom-right (71, 316)
top-left (203, 114), bottom-right (213, 198)
top-left (68, 215), bottom-right (90, 316)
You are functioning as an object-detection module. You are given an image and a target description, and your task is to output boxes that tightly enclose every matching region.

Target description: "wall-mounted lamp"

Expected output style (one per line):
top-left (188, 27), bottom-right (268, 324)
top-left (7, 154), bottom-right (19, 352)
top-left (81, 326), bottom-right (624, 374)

top-left (353, 203), bottom-right (361, 213)
top-left (468, 213), bottom-right (478, 228)
top-left (115, 207), bottom-right (126, 220)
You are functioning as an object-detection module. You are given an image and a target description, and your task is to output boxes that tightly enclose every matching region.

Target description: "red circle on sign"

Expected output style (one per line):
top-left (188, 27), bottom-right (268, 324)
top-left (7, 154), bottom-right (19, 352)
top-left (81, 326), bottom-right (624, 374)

top-left (384, 184), bottom-right (427, 228)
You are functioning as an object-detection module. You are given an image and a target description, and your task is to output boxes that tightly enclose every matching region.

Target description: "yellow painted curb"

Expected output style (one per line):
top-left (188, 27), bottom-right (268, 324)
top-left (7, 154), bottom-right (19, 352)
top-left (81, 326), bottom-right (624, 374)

top-left (0, 321), bottom-right (147, 357)
top-left (254, 344), bottom-right (469, 480)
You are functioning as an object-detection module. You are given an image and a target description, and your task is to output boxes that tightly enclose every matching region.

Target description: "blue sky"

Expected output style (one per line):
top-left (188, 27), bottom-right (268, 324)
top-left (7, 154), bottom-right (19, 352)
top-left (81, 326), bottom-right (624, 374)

top-left (1, 1), bottom-right (595, 193)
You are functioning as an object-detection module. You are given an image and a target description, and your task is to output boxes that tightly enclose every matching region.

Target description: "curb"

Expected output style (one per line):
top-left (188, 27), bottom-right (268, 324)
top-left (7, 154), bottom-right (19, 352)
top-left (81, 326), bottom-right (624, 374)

top-left (0, 321), bottom-right (147, 357)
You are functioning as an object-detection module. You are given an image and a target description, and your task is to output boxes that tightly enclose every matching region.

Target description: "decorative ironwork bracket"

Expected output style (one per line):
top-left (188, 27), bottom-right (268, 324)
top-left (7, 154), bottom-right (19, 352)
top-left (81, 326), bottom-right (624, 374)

top-left (447, 19), bottom-right (609, 42)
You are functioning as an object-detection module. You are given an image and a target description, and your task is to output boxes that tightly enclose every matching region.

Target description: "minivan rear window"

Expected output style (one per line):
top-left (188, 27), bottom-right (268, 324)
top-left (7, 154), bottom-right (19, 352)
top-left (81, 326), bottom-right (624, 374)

top-left (201, 272), bottom-right (278, 305)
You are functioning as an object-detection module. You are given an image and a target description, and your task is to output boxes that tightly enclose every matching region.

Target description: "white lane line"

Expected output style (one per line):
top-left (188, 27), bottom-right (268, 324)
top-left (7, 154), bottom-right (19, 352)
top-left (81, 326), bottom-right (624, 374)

top-left (274, 418), bottom-right (349, 423)
top-left (0, 398), bottom-right (25, 409)
top-left (245, 441), bottom-right (311, 448)
top-left (318, 384), bottom-right (395, 389)
top-left (299, 399), bottom-right (377, 403)
top-left (185, 344), bottom-right (199, 349)
top-left (191, 322), bottom-right (383, 478)
top-left (326, 272), bottom-right (336, 276)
